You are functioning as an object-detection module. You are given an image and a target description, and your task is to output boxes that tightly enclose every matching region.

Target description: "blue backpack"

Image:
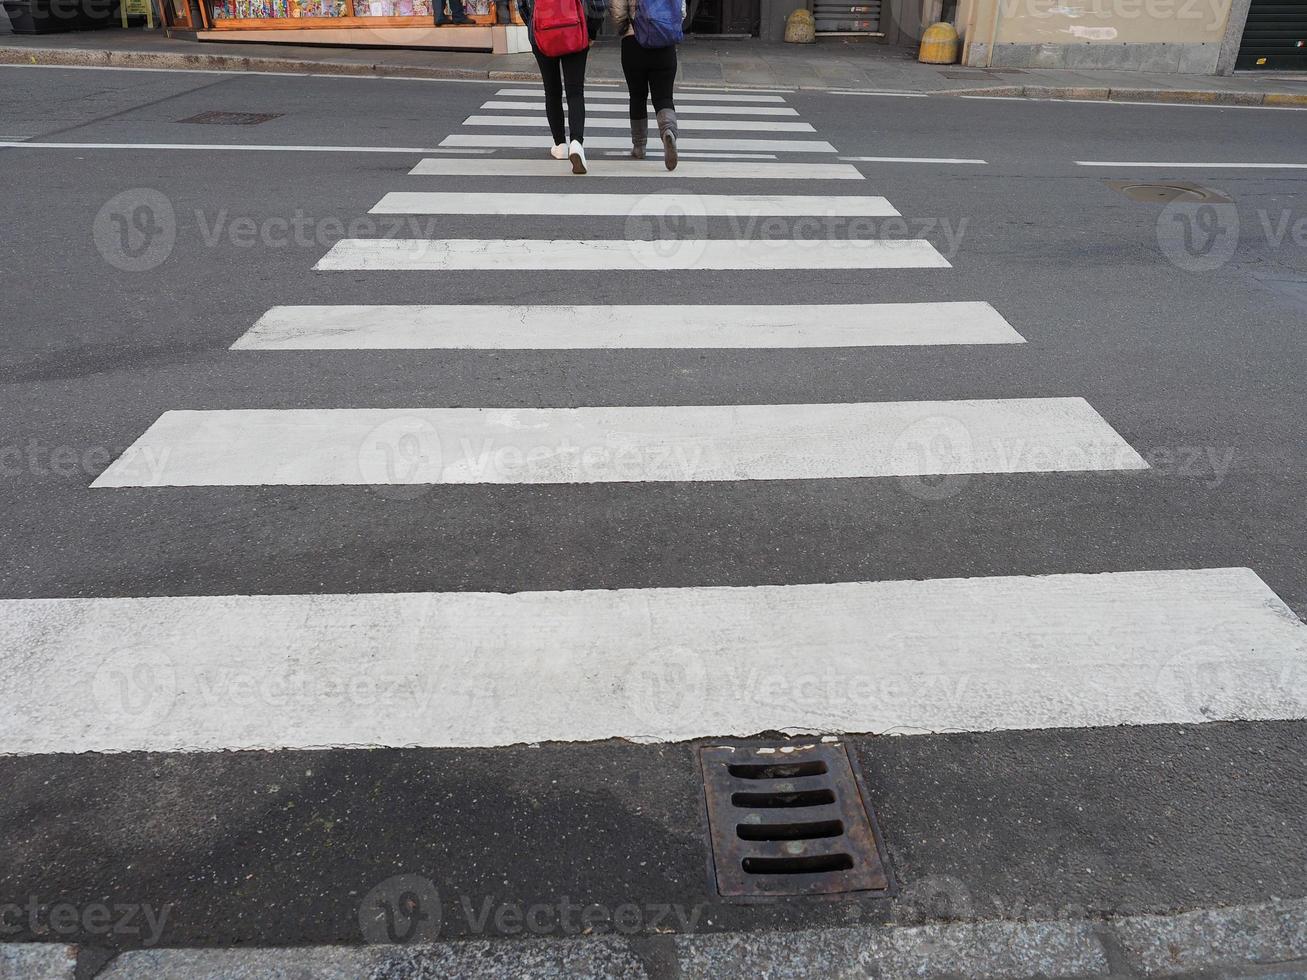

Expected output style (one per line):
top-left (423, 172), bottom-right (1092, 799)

top-left (633, 0), bottom-right (682, 48)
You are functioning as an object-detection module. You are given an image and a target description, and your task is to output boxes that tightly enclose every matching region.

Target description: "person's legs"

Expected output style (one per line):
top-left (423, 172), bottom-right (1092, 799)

top-left (560, 46), bottom-right (589, 172)
top-left (651, 45), bottom-right (679, 170)
top-left (532, 46), bottom-right (567, 148)
top-left (648, 43), bottom-right (677, 113)
top-left (621, 36), bottom-right (650, 158)
top-left (560, 47), bottom-right (588, 143)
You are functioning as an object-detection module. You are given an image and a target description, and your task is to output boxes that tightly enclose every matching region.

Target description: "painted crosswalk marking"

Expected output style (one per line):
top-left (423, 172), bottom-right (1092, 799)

top-left (315, 238), bottom-right (949, 271)
top-left (494, 88), bottom-right (788, 104)
top-left (441, 135), bottom-right (839, 153)
top-left (408, 158), bottom-right (864, 179)
top-left (369, 192), bottom-right (899, 217)
top-left (480, 101), bottom-right (803, 117)
top-left (232, 302), bottom-right (1025, 350)
top-left (462, 115), bottom-right (817, 134)
top-left (4, 567), bottom-right (1302, 753)
top-left (91, 398), bottom-right (1143, 488)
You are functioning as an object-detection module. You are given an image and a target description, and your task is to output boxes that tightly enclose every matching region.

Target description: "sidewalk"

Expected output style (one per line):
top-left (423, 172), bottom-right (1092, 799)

top-left (8, 895), bottom-right (1307, 978)
top-left (3, 23), bottom-right (1307, 103)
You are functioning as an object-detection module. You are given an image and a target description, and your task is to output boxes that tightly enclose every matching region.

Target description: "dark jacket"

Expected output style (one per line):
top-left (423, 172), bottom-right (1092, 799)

top-left (518, 0), bottom-right (606, 42)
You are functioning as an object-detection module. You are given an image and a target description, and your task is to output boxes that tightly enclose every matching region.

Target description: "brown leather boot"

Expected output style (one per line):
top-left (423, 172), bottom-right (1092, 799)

top-left (656, 108), bottom-right (678, 171)
top-left (630, 117), bottom-right (648, 160)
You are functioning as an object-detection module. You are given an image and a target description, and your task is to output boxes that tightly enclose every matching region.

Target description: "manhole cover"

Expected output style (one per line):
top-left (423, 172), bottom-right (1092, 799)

top-left (699, 741), bottom-right (893, 898)
top-left (178, 111), bottom-right (283, 126)
top-left (1106, 180), bottom-right (1232, 204)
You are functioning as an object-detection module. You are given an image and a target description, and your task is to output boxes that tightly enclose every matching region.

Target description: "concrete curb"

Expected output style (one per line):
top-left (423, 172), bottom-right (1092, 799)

top-left (11, 895), bottom-right (1307, 979)
top-left (4, 43), bottom-right (1307, 105)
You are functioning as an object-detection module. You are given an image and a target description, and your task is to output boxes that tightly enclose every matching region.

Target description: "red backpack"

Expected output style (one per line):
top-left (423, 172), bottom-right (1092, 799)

top-left (532, 0), bottom-right (589, 57)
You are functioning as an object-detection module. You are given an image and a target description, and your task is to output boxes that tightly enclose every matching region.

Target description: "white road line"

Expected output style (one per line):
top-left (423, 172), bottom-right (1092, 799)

top-left (410, 158), bottom-right (855, 177)
top-left (667, 151), bottom-right (780, 160)
top-left (91, 398), bottom-right (1141, 488)
top-left (827, 90), bottom-right (930, 98)
top-left (442, 134), bottom-right (837, 153)
top-left (840, 155), bottom-right (989, 164)
top-left (480, 100), bottom-right (802, 117)
top-left (601, 151), bottom-right (784, 159)
top-left (369, 192), bottom-right (899, 217)
top-left (462, 114), bottom-right (817, 133)
top-left (1076, 160), bottom-right (1307, 169)
top-left (0, 141), bottom-right (494, 155)
top-left (495, 87), bottom-right (787, 103)
top-left (5, 567), bottom-right (1301, 752)
top-left (960, 94), bottom-right (1307, 112)
top-left (313, 238), bottom-right (949, 271)
top-left (232, 302), bottom-right (1024, 350)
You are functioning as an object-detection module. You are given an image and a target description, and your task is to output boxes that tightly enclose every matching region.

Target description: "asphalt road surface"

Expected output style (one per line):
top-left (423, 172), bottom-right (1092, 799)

top-left (1, 62), bottom-right (1306, 967)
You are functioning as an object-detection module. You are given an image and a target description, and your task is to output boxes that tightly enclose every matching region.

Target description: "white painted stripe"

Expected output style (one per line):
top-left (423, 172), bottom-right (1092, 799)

top-left (0, 141), bottom-right (494, 155)
top-left (1076, 160), bottom-right (1307, 169)
top-left (827, 89), bottom-right (930, 97)
top-left (480, 100), bottom-right (802, 117)
top-left (495, 87), bottom-right (787, 103)
top-left (960, 94), bottom-right (1307, 112)
top-left (681, 85), bottom-right (795, 94)
top-left (462, 114), bottom-right (817, 133)
top-left (91, 398), bottom-right (1141, 488)
top-left (840, 155), bottom-right (988, 164)
top-left (411, 158), bottom-right (848, 178)
top-left (233, 302), bottom-right (1025, 350)
top-left (5, 567), bottom-right (1302, 753)
top-left (442, 134), bottom-right (838, 153)
top-left (369, 192), bottom-right (899, 217)
top-left (313, 238), bottom-right (949, 271)
top-left (667, 152), bottom-right (780, 160)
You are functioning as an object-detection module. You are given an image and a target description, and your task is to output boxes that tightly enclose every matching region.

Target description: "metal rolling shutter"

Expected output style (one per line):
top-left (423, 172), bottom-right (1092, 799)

top-left (812, 0), bottom-right (880, 34)
top-left (1237, 0), bottom-right (1307, 69)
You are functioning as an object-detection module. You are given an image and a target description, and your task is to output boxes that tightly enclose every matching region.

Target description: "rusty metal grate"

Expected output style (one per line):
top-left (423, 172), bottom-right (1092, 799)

top-left (699, 741), bottom-right (893, 898)
top-left (178, 111), bottom-right (283, 126)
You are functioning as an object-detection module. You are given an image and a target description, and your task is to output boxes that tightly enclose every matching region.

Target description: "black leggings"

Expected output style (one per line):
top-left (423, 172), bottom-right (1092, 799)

top-left (532, 44), bottom-right (588, 145)
top-left (620, 36), bottom-right (677, 121)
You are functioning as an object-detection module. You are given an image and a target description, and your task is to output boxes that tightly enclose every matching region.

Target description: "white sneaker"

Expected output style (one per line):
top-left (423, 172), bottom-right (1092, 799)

top-left (568, 139), bottom-right (587, 175)
top-left (550, 142), bottom-right (568, 160)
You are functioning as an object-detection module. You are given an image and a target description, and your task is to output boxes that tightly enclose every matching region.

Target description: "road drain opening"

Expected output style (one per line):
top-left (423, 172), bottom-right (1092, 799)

top-left (729, 760), bottom-right (829, 779)
top-left (731, 788), bottom-right (836, 808)
top-left (700, 741), bottom-right (893, 898)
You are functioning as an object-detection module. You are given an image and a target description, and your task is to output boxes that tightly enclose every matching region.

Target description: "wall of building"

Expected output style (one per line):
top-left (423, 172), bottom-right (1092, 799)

top-left (957, 0), bottom-right (1238, 73)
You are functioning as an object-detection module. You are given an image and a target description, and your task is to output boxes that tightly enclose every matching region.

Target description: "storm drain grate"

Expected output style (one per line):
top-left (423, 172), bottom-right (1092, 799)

top-left (699, 741), bottom-right (893, 898)
top-left (178, 111), bottom-right (283, 126)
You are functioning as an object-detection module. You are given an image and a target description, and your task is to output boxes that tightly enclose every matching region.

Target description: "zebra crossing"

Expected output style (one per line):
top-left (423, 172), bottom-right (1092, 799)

top-left (5, 85), bottom-right (1307, 758)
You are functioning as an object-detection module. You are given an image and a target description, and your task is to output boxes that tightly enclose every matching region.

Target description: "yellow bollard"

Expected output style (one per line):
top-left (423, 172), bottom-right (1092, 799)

top-left (784, 8), bottom-right (816, 43)
top-left (917, 21), bottom-right (959, 64)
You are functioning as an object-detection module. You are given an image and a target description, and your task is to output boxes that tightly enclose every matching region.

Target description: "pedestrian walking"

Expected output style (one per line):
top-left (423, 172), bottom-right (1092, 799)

top-left (610, 0), bottom-right (684, 170)
top-left (517, 0), bottom-right (605, 174)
